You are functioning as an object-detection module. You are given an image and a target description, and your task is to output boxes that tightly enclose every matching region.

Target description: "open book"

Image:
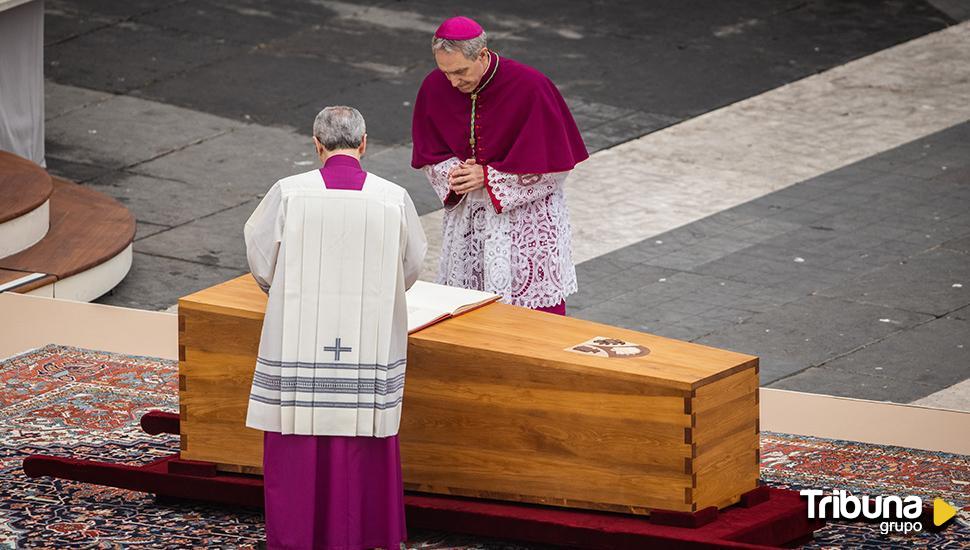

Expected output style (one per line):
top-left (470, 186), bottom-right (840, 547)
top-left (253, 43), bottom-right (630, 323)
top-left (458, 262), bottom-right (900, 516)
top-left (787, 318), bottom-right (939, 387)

top-left (407, 281), bottom-right (500, 333)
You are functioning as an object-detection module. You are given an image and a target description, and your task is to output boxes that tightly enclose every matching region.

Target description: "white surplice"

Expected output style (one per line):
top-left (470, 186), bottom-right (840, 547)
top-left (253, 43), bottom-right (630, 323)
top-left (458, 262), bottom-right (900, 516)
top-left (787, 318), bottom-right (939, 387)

top-left (244, 169), bottom-right (426, 437)
top-left (423, 157), bottom-right (577, 309)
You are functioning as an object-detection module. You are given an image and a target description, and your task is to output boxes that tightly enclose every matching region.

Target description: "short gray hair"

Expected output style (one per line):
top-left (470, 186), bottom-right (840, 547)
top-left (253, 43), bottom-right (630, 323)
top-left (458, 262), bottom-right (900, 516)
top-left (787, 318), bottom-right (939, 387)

top-left (431, 31), bottom-right (487, 60)
top-left (313, 106), bottom-right (366, 150)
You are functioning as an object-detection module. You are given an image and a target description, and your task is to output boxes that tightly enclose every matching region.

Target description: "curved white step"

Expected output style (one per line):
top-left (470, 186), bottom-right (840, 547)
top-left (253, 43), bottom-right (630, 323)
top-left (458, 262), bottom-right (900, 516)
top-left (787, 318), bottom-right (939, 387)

top-left (0, 151), bottom-right (53, 259)
top-left (1, 177), bottom-right (135, 302)
top-left (0, 199), bottom-right (49, 258)
top-left (43, 243), bottom-right (133, 302)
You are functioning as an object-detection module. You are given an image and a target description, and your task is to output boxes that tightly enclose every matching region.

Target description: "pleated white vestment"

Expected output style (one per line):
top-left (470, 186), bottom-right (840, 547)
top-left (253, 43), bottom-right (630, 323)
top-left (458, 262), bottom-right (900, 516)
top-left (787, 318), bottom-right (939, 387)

top-left (244, 168), bottom-right (426, 437)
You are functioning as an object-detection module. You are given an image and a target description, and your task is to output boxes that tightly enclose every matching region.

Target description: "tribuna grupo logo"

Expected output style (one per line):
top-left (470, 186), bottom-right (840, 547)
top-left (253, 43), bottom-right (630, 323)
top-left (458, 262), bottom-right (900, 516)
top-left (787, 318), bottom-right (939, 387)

top-left (800, 490), bottom-right (959, 535)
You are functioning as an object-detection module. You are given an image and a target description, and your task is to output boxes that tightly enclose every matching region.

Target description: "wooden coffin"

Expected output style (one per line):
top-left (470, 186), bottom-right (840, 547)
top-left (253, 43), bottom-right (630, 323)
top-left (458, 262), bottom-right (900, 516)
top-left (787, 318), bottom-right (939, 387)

top-left (178, 275), bottom-right (760, 515)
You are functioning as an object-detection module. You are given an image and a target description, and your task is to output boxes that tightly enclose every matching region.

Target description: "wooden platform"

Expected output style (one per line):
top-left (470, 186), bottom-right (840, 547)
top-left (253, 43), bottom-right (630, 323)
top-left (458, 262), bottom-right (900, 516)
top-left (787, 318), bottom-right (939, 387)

top-left (179, 275), bottom-right (760, 515)
top-left (0, 177), bottom-right (134, 298)
top-left (0, 268), bottom-right (56, 294)
top-left (0, 151), bottom-right (51, 225)
top-left (0, 178), bottom-right (134, 277)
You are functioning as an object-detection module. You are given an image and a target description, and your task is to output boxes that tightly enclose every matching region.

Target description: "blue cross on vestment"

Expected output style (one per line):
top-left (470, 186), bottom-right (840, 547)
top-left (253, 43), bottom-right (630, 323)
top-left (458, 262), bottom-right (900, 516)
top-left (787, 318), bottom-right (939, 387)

top-left (324, 337), bottom-right (352, 361)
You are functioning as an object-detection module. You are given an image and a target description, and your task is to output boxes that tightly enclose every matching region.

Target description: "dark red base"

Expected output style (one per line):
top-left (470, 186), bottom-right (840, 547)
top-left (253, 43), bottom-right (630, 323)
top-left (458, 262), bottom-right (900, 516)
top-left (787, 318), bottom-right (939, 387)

top-left (22, 411), bottom-right (823, 549)
top-left (405, 489), bottom-right (822, 549)
top-left (24, 453), bottom-right (265, 507)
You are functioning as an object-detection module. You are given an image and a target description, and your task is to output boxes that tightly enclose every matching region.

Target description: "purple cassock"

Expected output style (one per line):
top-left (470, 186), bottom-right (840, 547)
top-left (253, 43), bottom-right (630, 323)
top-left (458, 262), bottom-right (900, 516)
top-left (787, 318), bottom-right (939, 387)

top-left (263, 154), bottom-right (407, 550)
top-left (410, 52), bottom-right (588, 175)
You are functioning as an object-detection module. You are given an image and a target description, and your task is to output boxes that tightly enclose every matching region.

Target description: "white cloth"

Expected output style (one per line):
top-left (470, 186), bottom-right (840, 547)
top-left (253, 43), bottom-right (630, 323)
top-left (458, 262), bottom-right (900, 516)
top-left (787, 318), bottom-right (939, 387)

top-left (423, 157), bottom-right (577, 309)
top-left (0, 0), bottom-right (45, 164)
top-left (244, 169), bottom-right (426, 437)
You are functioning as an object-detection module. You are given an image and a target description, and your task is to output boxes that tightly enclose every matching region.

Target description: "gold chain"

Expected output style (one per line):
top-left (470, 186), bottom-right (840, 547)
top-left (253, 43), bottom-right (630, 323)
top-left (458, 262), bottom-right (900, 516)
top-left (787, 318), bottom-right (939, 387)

top-left (469, 53), bottom-right (500, 152)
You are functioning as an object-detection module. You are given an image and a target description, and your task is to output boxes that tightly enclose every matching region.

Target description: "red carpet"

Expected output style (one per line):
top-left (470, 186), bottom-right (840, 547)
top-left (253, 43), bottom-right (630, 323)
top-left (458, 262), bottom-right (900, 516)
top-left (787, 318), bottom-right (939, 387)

top-left (29, 345), bottom-right (970, 547)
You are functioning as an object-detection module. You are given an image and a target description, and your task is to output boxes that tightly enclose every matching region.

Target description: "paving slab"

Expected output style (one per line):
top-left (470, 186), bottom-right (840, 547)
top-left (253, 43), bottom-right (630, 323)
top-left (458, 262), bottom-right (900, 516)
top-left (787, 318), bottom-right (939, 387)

top-left (86, 172), bottom-right (255, 228)
top-left (134, 200), bottom-right (260, 271)
top-left (281, 76), bottom-right (426, 148)
top-left (97, 251), bottom-right (245, 311)
top-left (48, 0), bottom-right (181, 19)
top-left (766, 364), bottom-right (944, 403)
top-left (818, 248), bottom-right (970, 316)
top-left (695, 296), bottom-right (933, 384)
top-left (46, 20), bottom-right (239, 94)
top-left (570, 263), bottom-right (678, 308)
top-left (132, 124), bottom-right (315, 197)
top-left (575, 109), bottom-right (679, 154)
top-left (270, 16), bottom-right (432, 70)
top-left (954, 305), bottom-right (970, 322)
top-left (135, 51), bottom-right (375, 130)
top-left (942, 235), bottom-right (970, 254)
top-left (809, 316), bottom-right (969, 392)
top-left (45, 94), bottom-right (241, 170)
top-left (44, 0), bottom-right (182, 44)
top-left (572, 270), bottom-right (789, 334)
top-left (561, 97), bottom-right (627, 128)
top-left (912, 378), bottom-right (970, 409)
top-left (44, 81), bottom-right (111, 121)
top-left (44, 8), bottom-right (116, 46)
top-left (137, 0), bottom-right (322, 45)
top-left (134, 221), bottom-right (170, 242)
top-left (44, 157), bottom-right (114, 183)
top-left (133, 127), bottom-right (440, 215)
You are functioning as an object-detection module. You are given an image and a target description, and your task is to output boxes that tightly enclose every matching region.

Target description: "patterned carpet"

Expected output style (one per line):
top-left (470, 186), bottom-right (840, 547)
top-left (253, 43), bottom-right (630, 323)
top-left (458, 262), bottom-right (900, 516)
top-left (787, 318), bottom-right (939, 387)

top-left (1, 345), bottom-right (967, 549)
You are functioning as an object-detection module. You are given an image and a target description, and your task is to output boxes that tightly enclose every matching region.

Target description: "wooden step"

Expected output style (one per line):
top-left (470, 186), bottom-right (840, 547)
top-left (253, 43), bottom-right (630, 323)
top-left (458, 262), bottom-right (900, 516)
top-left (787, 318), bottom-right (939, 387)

top-left (0, 268), bottom-right (56, 295)
top-left (0, 151), bottom-right (53, 257)
top-left (0, 151), bottom-right (51, 223)
top-left (0, 177), bottom-right (135, 300)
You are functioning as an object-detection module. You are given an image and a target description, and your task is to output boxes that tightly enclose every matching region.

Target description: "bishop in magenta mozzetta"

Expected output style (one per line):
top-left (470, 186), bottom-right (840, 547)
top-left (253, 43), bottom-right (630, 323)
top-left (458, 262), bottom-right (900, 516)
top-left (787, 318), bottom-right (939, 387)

top-left (412, 16), bottom-right (588, 315)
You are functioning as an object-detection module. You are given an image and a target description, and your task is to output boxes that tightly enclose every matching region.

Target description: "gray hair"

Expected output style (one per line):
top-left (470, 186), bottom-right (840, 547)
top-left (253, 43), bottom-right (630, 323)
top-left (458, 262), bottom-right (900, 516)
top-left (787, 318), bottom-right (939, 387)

top-left (313, 106), bottom-right (366, 150)
top-left (431, 31), bottom-right (487, 60)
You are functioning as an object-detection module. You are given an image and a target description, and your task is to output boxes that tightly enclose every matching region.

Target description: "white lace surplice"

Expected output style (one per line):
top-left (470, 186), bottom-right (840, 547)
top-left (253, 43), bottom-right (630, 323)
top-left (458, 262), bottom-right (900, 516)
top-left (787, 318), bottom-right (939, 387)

top-left (423, 157), bottom-right (578, 309)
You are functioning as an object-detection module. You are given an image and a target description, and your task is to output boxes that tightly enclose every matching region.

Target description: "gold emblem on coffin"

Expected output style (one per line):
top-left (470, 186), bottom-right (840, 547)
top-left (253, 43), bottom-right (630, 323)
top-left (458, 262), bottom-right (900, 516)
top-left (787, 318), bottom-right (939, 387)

top-left (565, 336), bottom-right (650, 358)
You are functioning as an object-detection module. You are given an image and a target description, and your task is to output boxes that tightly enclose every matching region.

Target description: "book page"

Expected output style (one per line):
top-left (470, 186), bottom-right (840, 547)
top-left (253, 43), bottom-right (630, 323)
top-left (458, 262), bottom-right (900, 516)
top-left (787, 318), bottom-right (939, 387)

top-left (406, 305), bottom-right (447, 334)
top-left (406, 281), bottom-right (499, 333)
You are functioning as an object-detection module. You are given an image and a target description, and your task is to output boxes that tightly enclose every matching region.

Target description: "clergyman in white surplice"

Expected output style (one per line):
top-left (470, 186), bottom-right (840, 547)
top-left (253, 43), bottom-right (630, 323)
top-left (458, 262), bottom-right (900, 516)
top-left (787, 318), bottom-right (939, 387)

top-left (243, 106), bottom-right (426, 550)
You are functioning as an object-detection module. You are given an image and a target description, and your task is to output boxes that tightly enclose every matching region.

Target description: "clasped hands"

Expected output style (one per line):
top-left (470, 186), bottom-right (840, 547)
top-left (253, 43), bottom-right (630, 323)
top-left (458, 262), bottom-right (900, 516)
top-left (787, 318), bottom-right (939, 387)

top-left (448, 158), bottom-right (484, 195)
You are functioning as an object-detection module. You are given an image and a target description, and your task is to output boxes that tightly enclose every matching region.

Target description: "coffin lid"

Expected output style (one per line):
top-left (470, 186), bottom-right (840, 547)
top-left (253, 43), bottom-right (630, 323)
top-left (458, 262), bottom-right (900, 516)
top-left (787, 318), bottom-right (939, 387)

top-left (181, 275), bottom-right (758, 391)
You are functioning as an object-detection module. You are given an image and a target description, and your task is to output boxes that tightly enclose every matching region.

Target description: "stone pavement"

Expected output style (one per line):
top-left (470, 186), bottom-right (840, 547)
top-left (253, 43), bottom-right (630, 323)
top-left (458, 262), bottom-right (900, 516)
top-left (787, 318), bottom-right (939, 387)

top-left (43, 0), bottom-right (953, 147)
top-left (36, 1), bottom-right (970, 408)
top-left (569, 122), bottom-right (970, 406)
top-left (565, 22), bottom-right (970, 264)
top-left (43, 0), bottom-right (957, 212)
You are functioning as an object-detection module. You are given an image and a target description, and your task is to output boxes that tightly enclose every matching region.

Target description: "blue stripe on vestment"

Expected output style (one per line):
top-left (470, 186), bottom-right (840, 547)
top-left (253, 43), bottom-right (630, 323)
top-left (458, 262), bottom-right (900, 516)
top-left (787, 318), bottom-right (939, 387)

top-left (248, 393), bottom-right (403, 409)
top-left (251, 372), bottom-right (405, 394)
top-left (256, 356), bottom-right (407, 370)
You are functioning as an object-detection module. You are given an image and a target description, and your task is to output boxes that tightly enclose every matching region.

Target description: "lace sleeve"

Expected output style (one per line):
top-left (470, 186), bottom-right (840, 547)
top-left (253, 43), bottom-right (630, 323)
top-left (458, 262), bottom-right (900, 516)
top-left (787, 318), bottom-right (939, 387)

top-left (421, 157), bottom-right (464, 210)
top-left (484, 167), bottom-right (568, 213)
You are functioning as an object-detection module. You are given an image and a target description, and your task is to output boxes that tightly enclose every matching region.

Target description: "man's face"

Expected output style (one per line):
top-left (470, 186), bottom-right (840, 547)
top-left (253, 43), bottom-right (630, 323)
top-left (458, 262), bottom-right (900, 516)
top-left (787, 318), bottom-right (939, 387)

top-left (434, 48), bottom-right (489, 94)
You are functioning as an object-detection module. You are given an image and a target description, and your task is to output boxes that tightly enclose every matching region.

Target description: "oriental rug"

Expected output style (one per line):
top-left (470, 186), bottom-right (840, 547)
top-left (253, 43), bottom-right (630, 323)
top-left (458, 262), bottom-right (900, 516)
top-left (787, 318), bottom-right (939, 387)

top-left (1, 345), bottom-right (967, 549)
